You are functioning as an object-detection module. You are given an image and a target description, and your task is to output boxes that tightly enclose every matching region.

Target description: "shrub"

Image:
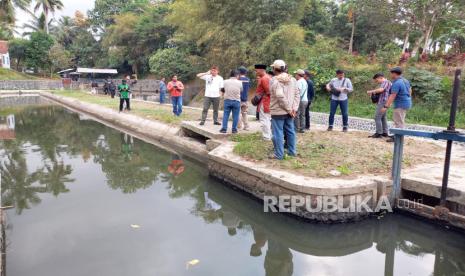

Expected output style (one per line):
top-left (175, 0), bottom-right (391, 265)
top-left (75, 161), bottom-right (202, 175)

top-left (405, 67), bottom-right (449, 105)
top-left (149, 48), bottom-right (202, 81)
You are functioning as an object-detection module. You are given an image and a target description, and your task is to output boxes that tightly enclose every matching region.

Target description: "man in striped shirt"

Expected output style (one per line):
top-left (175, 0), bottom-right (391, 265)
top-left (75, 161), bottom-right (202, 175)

top-left (367, 73), bottom-right (391, 138)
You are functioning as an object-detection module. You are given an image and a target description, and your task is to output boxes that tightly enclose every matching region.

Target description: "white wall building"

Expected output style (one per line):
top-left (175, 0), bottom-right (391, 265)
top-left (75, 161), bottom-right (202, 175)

top-left (0, 40), bottom-right (11, 69)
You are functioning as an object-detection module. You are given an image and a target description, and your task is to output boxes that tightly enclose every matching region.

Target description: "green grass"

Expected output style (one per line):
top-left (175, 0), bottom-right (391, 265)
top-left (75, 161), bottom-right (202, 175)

top-left (51, 90), bottom-right (200, 125)
top-left (0, 68), bottom-right (40, 80)
top-left (311, 93), bottom-right (465, 129)
top-left (231, 131), bottom-right (442, 178)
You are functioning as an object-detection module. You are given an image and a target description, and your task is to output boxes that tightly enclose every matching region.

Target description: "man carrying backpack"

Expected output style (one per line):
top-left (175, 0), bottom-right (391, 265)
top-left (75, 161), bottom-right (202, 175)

top-left (325, 69), bottom-right (353, 132)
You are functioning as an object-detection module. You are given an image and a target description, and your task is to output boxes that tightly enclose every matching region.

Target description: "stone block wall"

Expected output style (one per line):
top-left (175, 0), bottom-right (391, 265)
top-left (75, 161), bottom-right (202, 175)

top-left (0, 80), bottom-right (63, 90)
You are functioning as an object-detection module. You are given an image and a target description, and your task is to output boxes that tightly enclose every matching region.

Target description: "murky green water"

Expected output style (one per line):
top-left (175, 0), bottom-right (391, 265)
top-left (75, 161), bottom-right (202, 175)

top-left (1, 105), bottom-right (465, 276)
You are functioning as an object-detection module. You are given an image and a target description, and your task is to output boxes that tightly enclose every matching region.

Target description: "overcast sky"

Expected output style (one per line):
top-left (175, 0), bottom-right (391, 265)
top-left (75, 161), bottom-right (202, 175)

top-left (15, 0), bottom-right (94, 35)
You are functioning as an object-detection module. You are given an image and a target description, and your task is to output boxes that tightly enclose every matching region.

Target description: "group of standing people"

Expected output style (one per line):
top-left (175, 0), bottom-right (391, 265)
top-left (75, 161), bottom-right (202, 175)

top-left (155, 60), bottom-right (412, 160)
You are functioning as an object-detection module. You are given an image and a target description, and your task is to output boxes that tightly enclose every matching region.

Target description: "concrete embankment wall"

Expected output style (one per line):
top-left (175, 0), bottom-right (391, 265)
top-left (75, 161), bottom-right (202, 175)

top-left (0, 80), bottom-right (63, 90)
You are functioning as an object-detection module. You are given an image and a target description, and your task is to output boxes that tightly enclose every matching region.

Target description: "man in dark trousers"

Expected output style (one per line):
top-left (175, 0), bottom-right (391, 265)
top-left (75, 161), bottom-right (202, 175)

top-left (118, 79), bottom-right (131, 112)
top-left (304, 70), bottom-right (315, 130)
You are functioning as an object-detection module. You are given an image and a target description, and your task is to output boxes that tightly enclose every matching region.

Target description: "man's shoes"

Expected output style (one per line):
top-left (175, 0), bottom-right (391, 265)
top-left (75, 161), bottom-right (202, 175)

top-left (298, 129), bottom-right (305, 134)
top-left (232, 129), bottom-right (238, 134)
top-left (199, 121), bottom-right (205, 126)
top-left (214, 121), bottom-right (221, 125)
top-left (219, 129), bottom-right (227, 133)
top-left (382, 133), bottom-right (389, 137)
top-left (327, 126), bottom-right (333, 131)
top-left (342, 127), bottom-right (348, 132)
top-left (369, 133), bottom-right (383, 138)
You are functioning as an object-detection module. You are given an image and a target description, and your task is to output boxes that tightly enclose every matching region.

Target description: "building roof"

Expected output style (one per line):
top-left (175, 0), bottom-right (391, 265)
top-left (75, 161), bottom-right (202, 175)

top-left (0, 41), bottom-right (8, 55)
top-left (76, 67), bottom-right (118, 74)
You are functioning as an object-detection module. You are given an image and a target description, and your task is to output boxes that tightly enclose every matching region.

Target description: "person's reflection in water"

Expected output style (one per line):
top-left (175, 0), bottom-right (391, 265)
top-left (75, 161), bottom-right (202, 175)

top-left (264, 239), bottom-right (293, 276)
top-left (167, 154), bottom-right (184, 177)
top-left (221, 209), bottom-right (242, 236)
top-left (250, 226), bottom-right (267, 257)
top-left (121, 133), bottom-right (134, 161)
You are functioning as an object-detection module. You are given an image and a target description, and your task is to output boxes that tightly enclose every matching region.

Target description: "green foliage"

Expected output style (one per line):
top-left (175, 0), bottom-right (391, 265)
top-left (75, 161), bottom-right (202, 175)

top-left (8, 38), bottom-right (28, 70)
top-left (149, 48), bottom-right (201, 81)
top-left (48, 43), bottom-right (72, 74)
top-left (260, 24), bottom-right (307, 67)
top-left (406, 67), bottom-right (449, 105)
top-left (25, 31), bottom-right (54, 72)
top-left (377, 43), bottom-right (402, 66)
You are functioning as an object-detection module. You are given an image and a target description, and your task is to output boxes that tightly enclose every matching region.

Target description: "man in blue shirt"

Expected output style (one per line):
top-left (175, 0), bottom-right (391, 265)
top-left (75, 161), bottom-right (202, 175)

top-left (381, 67), bottom-right (412, 142)
top-left (237, 66), bottom-right (250, 130)
top-left (304, 70), bottom-right (315, 130)
top-left (159, 77), bottom-right (167, 104)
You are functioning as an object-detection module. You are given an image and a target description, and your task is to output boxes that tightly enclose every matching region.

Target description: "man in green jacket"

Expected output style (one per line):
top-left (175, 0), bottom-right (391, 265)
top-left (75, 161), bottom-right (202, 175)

top-left (118, 79), bottom-right (131, 112)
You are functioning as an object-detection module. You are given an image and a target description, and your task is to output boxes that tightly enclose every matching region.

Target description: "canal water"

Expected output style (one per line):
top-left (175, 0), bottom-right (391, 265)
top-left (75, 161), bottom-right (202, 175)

top-left (1, 105), bottom-right (465, 276)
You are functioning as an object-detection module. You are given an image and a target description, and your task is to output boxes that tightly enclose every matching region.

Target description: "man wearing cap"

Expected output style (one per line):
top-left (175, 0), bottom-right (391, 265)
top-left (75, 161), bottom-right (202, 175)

top-left (237, 66), bottom-right (250, 131)
top-left (254, 64), bottom-right (272, 140)
top-left (382, 67), bottom-right (412, 142)
top-left (304, 70), bottom-right (315, 130)
top-left (118, 79), bottom-right (131, 112)
top-left (293, 69), bottom-right (308, 133)
top-left (367, 73), bottom-right (391, 138)
top-left (326, 69), bottom-right (353, 132)
top-left (197, 65), bottom-right (224, 126)
top-left (269, 60), bottom-right (300, 160)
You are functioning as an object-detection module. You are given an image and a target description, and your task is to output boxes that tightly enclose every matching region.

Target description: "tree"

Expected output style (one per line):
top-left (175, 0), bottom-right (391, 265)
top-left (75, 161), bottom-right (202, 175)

top-left (149, 48), bottom-right (200, 81)
top-left (168, 0), bottom-right (305, 70)
top-left (8, 38), bottom-right (28, 70)
top-left (87, 0), bottom-right (149, 32)
top-left (48, 43), bottom-right (72, 76)
top-left (25, 31), bottom-right (54, 73)
top-left (33, 0), bottom-right (63, 33)
top-left (101, 4), bottom-right (173, 75)
top-left (22, 12), bottom-right (53, 35)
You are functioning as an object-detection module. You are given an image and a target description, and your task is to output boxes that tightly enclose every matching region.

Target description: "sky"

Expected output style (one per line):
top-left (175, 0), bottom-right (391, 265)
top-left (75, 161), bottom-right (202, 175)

top-left (15, 0), bottom-right (94, 35)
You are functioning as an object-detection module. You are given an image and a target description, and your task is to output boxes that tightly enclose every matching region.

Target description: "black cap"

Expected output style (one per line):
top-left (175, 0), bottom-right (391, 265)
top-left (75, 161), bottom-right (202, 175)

top-left (238, 66), bottom-right (248, 74)
top-left (390, 67), bottom-right (403, 74)
top-left (304, 70), bottom-right (312, 77)
top-left (254, 64), bottom-right (267, 70)
top-left (373, 73), bottom-right (384, 79)
top-left (336, 69), bottom-right (344, 75)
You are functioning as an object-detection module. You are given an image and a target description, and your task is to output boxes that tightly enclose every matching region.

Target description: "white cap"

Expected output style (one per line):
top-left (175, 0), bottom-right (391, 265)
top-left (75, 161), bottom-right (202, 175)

top-left (270, 59), bottom-right (286, 68)
top-left (294, 69), bottom-right (305, 75)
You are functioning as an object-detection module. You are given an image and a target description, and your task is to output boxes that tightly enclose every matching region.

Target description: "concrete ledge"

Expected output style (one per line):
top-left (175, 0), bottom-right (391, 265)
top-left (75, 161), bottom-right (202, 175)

top-left (208, 142), bottom-right (392, 222)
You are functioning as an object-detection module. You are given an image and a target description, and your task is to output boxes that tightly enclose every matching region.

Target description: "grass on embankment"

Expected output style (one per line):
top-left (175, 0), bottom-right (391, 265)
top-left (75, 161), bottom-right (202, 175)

top-left (311, 93), bottom-right (465, 129)
top-left (0, 68), bottom-right (40, 80)
top-left (231, 131), bottom-right (442, 178)
top-left (51, 90), bottom-right (201, 125)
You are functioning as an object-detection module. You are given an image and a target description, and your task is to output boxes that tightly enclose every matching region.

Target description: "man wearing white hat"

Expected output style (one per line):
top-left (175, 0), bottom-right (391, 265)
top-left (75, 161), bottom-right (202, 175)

top-left (269, 60), bottom-right (300, 160)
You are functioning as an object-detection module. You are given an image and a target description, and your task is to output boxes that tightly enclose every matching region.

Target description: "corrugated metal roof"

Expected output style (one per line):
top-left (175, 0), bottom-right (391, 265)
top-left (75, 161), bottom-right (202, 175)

top-left (76, 67), bottom-right (118, 74)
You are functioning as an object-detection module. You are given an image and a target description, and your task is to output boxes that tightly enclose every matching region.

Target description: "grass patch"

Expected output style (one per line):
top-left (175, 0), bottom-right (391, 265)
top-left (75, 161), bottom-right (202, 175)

top-left (311, 93), bottom-right (465, 129)
top-left (51, 90), bottom-right (201, 125)
top-left (0, 68), bottom-right (40, 80)
top-left (232, 130), bottom-right (442, 178)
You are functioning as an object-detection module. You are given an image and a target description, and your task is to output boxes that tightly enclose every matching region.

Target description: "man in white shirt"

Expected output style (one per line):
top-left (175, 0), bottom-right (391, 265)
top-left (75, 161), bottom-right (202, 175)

top-left (294, 69), bottom-right (308, 133)
top-left (197, 65), bottom-right (224, 125)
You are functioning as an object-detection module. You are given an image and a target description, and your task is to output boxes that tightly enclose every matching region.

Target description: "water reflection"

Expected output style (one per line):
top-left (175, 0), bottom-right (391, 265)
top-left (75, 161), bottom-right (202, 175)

top-left (1, 105), bottom-right (465, 276)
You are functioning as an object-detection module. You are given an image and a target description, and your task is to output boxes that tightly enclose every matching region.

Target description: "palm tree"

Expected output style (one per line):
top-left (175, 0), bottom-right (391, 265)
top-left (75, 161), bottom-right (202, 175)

top-left (0, 0), bottom-right (30, 35)
top-left (22, 12), bottom-right (53, 35)
top-left (33, 0), bottom-right (63, 33)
